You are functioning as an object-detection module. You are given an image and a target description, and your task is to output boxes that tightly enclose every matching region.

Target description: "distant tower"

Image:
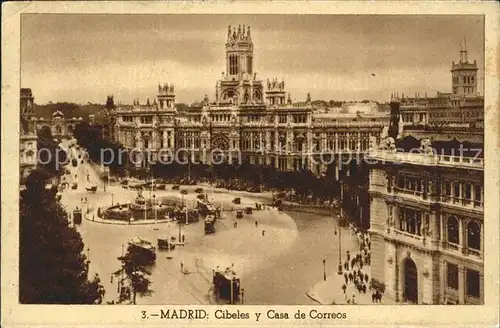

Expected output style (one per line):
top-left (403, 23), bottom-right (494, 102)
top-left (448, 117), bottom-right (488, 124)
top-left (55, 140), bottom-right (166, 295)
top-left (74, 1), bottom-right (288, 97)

top-left (20, 88), bottom-right (35, 134)
top-left (105, 95), bottom-right (115, 110)
top-left (157, 83), bottom-right (176, 110)
top-left (265, 78), bottom-right (286, 106)
top-left (388, 93), bottom-right (401, 139)
top-left (451, 38), bottom-right (478, 96)
top-left (20, 88), bottom-right (35, 117)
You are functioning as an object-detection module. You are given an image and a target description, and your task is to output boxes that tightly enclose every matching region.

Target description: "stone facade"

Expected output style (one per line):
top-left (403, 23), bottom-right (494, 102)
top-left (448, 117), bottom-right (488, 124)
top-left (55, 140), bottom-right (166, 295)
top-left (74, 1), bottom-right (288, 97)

top-left (367, 147), bottom-right (484, 304)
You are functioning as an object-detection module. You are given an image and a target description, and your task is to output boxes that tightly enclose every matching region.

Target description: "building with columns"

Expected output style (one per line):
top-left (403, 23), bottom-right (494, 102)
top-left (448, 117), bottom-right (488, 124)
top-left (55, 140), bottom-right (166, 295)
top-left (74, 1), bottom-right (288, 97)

top-left (367, 41), bottom-right (484, 305)
top-left (112, 25), bottom-right (389, 176)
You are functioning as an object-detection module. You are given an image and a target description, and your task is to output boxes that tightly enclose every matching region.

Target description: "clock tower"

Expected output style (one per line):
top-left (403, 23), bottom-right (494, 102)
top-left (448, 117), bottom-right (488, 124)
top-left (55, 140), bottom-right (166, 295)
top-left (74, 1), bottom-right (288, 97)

top-left (216, 25), bottom-right (264, 105)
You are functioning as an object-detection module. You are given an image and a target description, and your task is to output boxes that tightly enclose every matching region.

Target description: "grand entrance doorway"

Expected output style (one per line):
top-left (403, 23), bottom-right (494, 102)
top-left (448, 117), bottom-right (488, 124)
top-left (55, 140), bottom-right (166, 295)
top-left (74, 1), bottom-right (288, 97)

top-left (403, 258), bottom-right (418, 303)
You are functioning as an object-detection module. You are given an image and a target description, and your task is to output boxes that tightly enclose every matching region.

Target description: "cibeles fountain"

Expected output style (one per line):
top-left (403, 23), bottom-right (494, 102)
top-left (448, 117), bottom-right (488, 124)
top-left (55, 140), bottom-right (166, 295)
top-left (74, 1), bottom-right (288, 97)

top-left (99, 190), bottom-right (184, 223)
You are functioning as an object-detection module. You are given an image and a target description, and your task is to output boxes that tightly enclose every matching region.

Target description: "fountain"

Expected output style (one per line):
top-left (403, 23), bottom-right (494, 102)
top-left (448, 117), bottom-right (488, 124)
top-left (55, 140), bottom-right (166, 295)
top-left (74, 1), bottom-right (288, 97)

top-left (102, 190), bottom-right (183, 222)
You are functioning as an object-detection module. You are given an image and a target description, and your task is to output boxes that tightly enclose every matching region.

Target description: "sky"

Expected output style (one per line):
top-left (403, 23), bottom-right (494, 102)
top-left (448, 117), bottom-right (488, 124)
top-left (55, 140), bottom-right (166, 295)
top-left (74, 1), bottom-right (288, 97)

top-left (21, 14), bottom-right (484, 105)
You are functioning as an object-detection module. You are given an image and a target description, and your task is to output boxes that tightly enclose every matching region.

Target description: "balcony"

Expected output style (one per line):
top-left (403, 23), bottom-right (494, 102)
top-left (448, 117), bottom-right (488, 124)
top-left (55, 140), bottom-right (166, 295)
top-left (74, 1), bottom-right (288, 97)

top-left (394, 229), bottom-right (423, 241)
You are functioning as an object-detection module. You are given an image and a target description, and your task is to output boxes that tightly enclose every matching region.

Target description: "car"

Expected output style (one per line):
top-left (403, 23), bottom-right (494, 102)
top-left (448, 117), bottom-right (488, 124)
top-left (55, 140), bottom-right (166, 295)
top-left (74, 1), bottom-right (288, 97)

top-left (180, 189), bottom-right (188, 195)
top-left (172, 185), bottom-right (180, 190)
top-left (232, 197), bottom-right (241, 204)
top-left (71, 182), bottom-right (78, 190)
top-left (156, 184), bottom-right (166, 190)
top-left (236, 210), bottom-right (244, 219)
top-left (194, 188), bottom-right (204, 193)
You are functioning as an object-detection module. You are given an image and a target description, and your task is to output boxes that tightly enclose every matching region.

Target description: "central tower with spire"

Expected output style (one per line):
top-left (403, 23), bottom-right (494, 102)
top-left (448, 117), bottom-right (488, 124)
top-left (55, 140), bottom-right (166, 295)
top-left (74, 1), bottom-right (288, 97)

top-left (215, 25), bottom-right (264, 106)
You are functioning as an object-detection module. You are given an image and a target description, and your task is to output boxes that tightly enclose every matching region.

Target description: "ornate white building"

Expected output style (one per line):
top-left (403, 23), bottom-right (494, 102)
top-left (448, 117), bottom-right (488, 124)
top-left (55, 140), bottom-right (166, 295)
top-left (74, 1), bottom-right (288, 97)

top-left (112, 25), bottom-right (390, 176)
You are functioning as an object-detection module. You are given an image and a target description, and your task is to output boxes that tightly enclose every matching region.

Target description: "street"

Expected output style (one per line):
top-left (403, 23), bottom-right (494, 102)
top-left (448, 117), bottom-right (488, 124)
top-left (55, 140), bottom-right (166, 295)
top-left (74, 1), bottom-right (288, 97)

top-left (58, 141), bottom-right (359, 305)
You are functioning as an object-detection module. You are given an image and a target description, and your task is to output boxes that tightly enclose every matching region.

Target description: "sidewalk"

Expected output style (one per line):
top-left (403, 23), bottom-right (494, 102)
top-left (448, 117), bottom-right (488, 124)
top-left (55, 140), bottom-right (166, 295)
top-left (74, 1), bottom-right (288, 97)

top-left (306, 228), bottom-right (393, 305)
top-left (306, 267), bottom-right (393, 305)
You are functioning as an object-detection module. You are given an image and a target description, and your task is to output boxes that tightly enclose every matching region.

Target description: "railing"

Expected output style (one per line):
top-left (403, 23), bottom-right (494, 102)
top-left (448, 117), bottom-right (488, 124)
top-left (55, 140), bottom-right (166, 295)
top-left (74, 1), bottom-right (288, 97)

top-left (466, 248), bottom-right (481, 257)
top-left (446, 242), bottom-right (460, 251)
top-left (367, 151), bottom-right (483, 169)
top-left (394, 229), bottom-right (423, 241)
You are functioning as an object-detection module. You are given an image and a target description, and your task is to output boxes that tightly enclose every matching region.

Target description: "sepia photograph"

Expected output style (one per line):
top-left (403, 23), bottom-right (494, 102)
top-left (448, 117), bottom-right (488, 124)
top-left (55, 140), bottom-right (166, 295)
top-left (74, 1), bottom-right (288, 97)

top-left (18, 13), bottom-right (487, 306)
top-left (2, 2), bottom-right (499, 327)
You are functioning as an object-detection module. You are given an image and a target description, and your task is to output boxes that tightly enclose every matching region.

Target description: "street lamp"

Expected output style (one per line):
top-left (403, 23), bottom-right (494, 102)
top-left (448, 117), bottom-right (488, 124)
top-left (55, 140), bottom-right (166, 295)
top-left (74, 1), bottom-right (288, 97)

top-left (87, 248), bottom-right (91, 271)
top-left (323, 258), bottom-right (327, 281)
top-left (337, 184), bottom-right (344, 275)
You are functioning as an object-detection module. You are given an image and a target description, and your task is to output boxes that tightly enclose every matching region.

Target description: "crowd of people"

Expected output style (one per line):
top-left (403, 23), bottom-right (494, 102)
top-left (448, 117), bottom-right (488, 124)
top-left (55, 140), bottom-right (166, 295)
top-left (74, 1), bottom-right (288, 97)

top-left (338, 229), bottom-right (383, 304)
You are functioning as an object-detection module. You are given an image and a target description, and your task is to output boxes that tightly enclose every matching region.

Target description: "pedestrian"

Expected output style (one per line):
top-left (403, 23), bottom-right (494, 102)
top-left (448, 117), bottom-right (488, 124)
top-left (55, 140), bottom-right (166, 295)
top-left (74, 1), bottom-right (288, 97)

top-left (360, 261), bottom-right (364, 269)
top-left (344, 272), bottom-right (348, 284)
top-left (110, 275), bottom-right (113, 283)
top-left (182, 234), bottom-right (185, 243)
top-left (342, 284), bottom-right (347, 294)
top-left (255, 220), bottom-right (258, 228)
top-left (348, 273), bottom-right (353, 282)
top-left (352, 293), bottom-right (356, 304)
top-left (362, 284), bottom-right (367, 294)
top-left (365, 273), bottom-right (369, 283)
top-left (262, 230), bottom-right (265, 236)
top-left (346, 250), bottom-right (350, 261)
top-left (372, 292), bottom-right (375, 303)
top-left (180, 262), bottom-right (184, 272)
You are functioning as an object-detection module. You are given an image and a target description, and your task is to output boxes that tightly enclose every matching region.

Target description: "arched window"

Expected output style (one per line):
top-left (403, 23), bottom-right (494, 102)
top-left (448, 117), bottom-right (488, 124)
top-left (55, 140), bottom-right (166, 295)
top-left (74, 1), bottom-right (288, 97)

top-left (466, 220), bottom-right (481, 250)
top-left (447, 216), bottom-right (460, 244)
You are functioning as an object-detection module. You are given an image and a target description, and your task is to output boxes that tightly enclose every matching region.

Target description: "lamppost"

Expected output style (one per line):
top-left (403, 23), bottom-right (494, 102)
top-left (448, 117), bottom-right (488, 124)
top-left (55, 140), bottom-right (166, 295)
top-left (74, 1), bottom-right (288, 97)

top-left (337, 183), bottom-right (344, 275)
top-left (178, 221), bottom-right (182, 241)
top-left (155, 199), bottom-right (159, 225)
top-left (323, 258), bottom-right (327, 281)
top-left (87, 248), bottom-right (91, 271)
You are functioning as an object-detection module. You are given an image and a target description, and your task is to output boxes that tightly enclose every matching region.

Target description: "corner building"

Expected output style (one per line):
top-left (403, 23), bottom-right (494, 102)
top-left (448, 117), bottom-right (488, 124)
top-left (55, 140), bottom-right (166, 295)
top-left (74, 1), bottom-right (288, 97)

top-left (367, 44), bottom-right (484, 305)
top-left (112, 25), bottom-right (389, 176)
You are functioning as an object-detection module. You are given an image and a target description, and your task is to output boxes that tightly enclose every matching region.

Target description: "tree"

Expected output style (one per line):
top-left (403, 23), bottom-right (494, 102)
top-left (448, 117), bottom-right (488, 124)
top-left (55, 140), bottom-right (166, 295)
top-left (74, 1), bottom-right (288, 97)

top-left (19, 170), bottom-right (105, 304)
top-left (37, 126), bottom-right (67, 176)
top-left (114, 247), bottom-right (153, 304)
